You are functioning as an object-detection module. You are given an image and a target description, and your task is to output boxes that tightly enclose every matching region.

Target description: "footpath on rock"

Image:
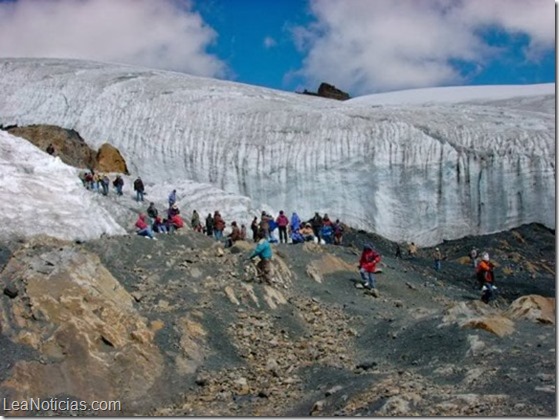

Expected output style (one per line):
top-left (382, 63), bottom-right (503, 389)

top-left (0, 223), bottom-right (555, 416)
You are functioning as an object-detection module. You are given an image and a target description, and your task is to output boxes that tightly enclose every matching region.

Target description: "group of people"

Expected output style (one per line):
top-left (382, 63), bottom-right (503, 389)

top-left (248, 211), bottom-right (345, 245)
top-left (78, 170), bottom-right (119, 196)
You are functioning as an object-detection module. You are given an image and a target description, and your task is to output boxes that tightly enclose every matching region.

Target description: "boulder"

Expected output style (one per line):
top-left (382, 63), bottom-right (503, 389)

top-left (505, 295), bottom-right (555, 324)
top-left (95, 142), bottom-right (129, 174)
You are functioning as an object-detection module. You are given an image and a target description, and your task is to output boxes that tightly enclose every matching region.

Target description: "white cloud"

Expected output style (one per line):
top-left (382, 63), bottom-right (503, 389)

top-left (293, 0), bottom-right (555, 95)
top-left (0, 0), bottom-right (227, 78)
top-left (263, 36), bottom-right (277, 49)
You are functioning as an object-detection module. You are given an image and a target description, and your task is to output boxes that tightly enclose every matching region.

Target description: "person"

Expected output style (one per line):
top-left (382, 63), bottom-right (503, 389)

top-left (146, 202), bottom-right (158, 225)
top-left (205, 213), bottom-right (214, 237)
top-left (93, 172), bottom-right (101, 192)
top-left (359, 244), bottom-right (381, 291)
top-left (168, 203), bottom-right (180, 218)
top-left (113, 175), bottom-right (124, 196)
top-left (46, 143), bottom-right (55, 155)
top-left (320, 217), bottom-right (334, 244)
top-left (78, 171), bottom-right (87, 188)
top-left (433, 247), bottom-right (442, 271)
top-left (276, 210), bottom-right (289, 244)
top-left (259, 212), bottom-right (270, 240)
top-left (476, 252), bottom-right (496, 303)
top-left (408, 242), bottom-right (417, 258)
top-left (310, 212), bottom-right (323, 239)
top-left (300, 223), bottom-right (315, 242)
top-left (290, 212), bottom-right (301, 234)
top-left (191, 210), bottom-right (201, 232)
top-left (240, 224), bottom-right (247, 240)
top-left (85, 172), bottom-right (94, 190)
top-left (135, 214), bottom-right (156, 240)
top-left (101, 174), bottom-right (110, 196)
top-left (133, 177), bottom-right (145, 202)
top-left (333, 219), bottom-right (344, 245)
top-left (290, 229), bottom-right (305, 244)
top-left (250, 217), bottom-right (259, 242)
top-left (169, 213), bottom-right (184, 233)
top-left (248, 231), bottom-right (273, 285)
top-left (152, 216), bottom-right (168, 234)
top-left (470, 247), bottom-right (479, 268)
top-left (213, 211), bottom-right (225, 241)
top-left (168, 189), bottom-right (177, 207)
top-left (225, 221), bottom-right (242, 248)
top-left (395, 243), bottom-right (402, 259)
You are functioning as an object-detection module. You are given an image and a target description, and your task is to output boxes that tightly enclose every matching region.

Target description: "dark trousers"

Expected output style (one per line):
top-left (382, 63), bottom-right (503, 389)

top-left (278, 226), bottom-right (287, 243)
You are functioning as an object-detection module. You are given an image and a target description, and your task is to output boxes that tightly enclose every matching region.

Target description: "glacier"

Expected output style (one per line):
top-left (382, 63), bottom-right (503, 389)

top-left (0, 58), bottom-right (555, 246)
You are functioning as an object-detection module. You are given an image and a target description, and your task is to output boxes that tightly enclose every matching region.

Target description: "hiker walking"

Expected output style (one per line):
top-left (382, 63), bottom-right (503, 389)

top-left (191, 210), bottom-right (201, 232)
top-left (359, 244), bottom-right (381, 293)
top-left (101, 173), bottom-right (110, 196)
top-left (168, 189), bottom-right (177, 207)
top-left (433, 247), bottom-right (442, 271)
top-left (248, 230), bottom-right (273, 285)
top-left (476, 252), bottom-right (496, 303)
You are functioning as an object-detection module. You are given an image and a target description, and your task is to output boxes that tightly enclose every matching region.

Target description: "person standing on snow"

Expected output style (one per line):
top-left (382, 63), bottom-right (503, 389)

top-left (359, 244), bottom-right (381, 293)
top-left (113, 175), bottom-right (124, 196)
top-left (168, 189), bottom-right (177, 207)
top-left (133, 177), bottom-right (145, 202)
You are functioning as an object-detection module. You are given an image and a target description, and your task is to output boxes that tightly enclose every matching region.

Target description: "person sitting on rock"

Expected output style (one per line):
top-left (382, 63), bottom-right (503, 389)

top-left (168, 213), bottom-right (184, 233)
top-left (476, 252), bottom-right (496, 304)
top-left (168, 203), bottom-right (180, 218)
top-left (46, 143), bottom-right (55, 155)
top-left (300, 223), bottom-right (315, 242)
top-left (152, 215), bottom-right (168, 234)
top-left (320, 221), bottom-right (334, 244)
top-left (248, 230), bottom-right (273, 285)
top-left (290, 229), bottom-right (305, 244)
top-left (225, 221), bottom-right (242, 248)
top-left (135, 214), bottom-right (156, 240)
top-left (359, 243), bottom-right (381, 292)
top-left (146, 202), bottom-right (158, 224)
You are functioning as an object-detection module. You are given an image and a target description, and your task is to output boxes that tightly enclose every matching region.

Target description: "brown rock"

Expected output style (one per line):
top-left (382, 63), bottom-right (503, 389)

top-left (95, 142), bottom-right (129, 174)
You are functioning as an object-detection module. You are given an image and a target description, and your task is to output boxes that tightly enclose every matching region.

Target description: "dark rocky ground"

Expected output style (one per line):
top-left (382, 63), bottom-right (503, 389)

top-left (0, 223), bottom-right (555, 416)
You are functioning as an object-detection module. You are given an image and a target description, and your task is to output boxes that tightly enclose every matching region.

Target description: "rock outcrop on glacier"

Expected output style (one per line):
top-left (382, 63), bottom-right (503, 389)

top-left (0, 58), bottom-right (554, 245)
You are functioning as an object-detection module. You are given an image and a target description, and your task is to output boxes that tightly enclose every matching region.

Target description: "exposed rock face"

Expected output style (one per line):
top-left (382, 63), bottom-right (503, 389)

top-left (0, 236), bottom-right (195, 414)
top-left (96, 142), bottom-right (129, 174)
top-left (3, 124), bottom-right (128, 174)
top-left (0, 224), bottom-right (555, 416)
top-left (6, 124), bottom-right (97, 169)
top-left (300, 82), bottom-right (350, 100)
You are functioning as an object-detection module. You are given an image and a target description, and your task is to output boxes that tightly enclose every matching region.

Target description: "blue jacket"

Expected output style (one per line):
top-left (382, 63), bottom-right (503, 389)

top-left (249, 239), bottom-right (272, 260)
top-left (291, 213), bottom-right (301, 232)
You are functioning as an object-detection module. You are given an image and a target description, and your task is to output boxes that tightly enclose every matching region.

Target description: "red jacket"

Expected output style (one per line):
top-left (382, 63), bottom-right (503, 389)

top-left (476, 260), bottom-right (494, 283)
top-left (359, 248), bottom-right (381, 273)
top-left (276, 214), bottom-right (289, 227)
top-left (170, 214), bottom-right (184, 228)
top-left (135, 217), bottom-right (148, 230)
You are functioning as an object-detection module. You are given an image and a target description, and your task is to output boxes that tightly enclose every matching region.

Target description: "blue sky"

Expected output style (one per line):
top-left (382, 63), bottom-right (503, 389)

top-left (0, 0), bottom-right (555, 96)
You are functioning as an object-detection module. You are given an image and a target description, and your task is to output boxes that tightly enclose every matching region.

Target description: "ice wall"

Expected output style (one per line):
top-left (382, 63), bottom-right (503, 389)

top-left (0, 58), bottom-right (554, 245)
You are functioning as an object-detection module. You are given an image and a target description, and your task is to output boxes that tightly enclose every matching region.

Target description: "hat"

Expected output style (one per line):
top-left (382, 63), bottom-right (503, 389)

top-left (435, 247), bottom-right (439, 250)
top-left (482, 252), bottom-right (490, 261)
top-left (172, 204), bottom-right (178, 209)
top-left (305, 223), bottom-right (311, 227)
